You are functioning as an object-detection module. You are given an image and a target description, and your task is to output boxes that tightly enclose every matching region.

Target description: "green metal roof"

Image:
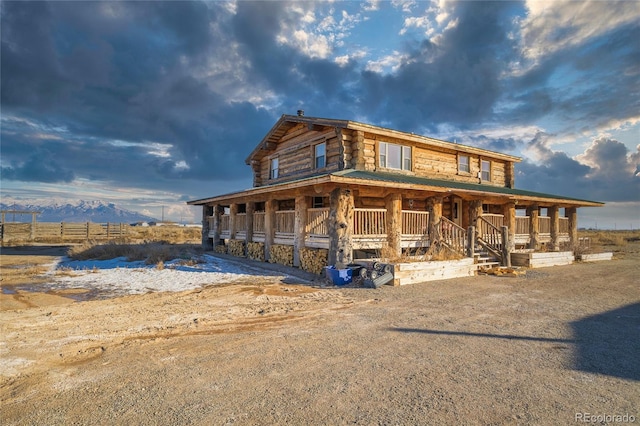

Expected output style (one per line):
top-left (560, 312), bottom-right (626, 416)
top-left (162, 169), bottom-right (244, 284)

top-left (332, 169), bottom-right (603, 206)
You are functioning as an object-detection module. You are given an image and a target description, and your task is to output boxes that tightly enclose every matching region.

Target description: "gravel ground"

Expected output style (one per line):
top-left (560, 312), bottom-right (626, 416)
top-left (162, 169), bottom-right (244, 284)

top-left (1, 243), bottom-right (638, 425)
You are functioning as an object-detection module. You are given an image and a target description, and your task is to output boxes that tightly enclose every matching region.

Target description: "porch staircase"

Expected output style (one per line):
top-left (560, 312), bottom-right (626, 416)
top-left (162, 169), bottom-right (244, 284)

top-left (474, 246), bottom-right (501, 272)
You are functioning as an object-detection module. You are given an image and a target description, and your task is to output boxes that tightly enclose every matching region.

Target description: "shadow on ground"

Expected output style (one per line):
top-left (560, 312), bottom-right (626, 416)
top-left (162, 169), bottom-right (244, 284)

top-left (391, 302), bottom-right (640, 381)
top-left (571, 302), bottom-right (640, 381)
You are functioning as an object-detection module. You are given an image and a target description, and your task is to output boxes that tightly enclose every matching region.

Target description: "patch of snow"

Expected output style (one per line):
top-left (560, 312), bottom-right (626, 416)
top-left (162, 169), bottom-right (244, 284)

top-left (52, 255), bottom-right (287, 297)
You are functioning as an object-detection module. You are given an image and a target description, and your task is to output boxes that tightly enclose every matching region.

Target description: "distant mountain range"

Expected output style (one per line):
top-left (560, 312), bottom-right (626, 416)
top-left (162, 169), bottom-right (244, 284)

top-left (0, 199), bottom-right (158, 224)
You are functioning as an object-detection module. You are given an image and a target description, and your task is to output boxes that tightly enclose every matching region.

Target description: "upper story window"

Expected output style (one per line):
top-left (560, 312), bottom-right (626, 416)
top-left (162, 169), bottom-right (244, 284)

top-left (481, 160), bottom-right (491, 181)
top-left (379, 142), bottom-right (411, 171)
top-left (314, 142), bottom-right (326, 169)
top-left (270, 157), bottom-right (279, 179)
top-left (458, 155), bottom-right (470, 173)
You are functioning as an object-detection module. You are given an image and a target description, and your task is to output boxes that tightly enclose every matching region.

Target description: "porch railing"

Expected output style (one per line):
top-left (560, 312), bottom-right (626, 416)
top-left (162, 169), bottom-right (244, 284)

top-left (253, 212), bottom-right (266, 234)
top-left (515, 216), bottom-right (529, 237)
top-left (275, 210), bottom-right (295, 236)
top-left (481, 213), bottom-right (504, 229)
top-left (220, 214), bottom-right (230, 238)
top-left (353, 208), bottom-right (386, 236)
top-left (402, 211), bottom-right (429, 237)
top-left (306, 208), bottom-right (329, 236)
top-left (559, 217), bottom-right (569, 234)
top-left (477, 216), bottom-right (503, 261)
top-left (439, 217), bottom-right (467, 255)
top-left (539, 216), bottom-right (551, 236)
top-left (235, 213), bottom-right (247, 238)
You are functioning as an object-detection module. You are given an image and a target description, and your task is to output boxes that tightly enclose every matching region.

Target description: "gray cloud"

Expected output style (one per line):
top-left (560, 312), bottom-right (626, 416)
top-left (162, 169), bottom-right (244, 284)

top-left (516, 134), bottom-right (639, 202)
top-left (1, 0), bottom-right (638, 207)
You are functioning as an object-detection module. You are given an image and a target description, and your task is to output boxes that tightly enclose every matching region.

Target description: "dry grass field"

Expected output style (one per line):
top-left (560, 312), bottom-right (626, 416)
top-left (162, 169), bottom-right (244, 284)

top-left (1, 223), bottom-right (202, 246)
top-left (0, 230), bottom-right (638, 424)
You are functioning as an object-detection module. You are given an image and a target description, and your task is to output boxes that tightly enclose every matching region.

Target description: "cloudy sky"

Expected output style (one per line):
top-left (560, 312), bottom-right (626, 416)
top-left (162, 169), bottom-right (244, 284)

top-left (1, 0), bottom-right (639, 227)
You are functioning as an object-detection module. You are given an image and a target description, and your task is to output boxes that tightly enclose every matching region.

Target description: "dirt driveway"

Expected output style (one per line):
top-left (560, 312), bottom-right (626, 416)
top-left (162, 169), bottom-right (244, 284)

top-left (1, 244), bottom-right (638, 425)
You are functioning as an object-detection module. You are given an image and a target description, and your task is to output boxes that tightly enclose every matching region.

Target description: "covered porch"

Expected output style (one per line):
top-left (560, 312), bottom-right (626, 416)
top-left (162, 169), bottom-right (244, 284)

top-left (190, 170), bottom-right (601, 272)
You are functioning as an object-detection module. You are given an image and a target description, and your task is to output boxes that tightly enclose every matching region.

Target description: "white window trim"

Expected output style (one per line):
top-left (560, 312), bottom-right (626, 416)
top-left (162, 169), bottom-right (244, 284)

top-left (314, 142), bottom-right (326, 169)
top-left (379, 141), bottom-right (412, 171)
top-left (481, 159), bottom-right (491, 181)
top-left (458, 154), bottom-right (470, 174)
top-left (270, 157), bottom-right (279, 179)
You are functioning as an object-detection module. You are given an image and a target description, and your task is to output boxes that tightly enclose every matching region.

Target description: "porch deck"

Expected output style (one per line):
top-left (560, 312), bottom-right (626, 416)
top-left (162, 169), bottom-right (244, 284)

top-left (210, 210), bottom-right (569, 250)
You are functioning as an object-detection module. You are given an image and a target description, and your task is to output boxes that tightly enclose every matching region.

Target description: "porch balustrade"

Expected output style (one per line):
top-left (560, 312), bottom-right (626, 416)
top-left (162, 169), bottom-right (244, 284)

top-left (220, 214), bottom-right (230, 238)
top-left (206, 208), bottom-right (571, 252)
top-left (353, 208), bottom-right (386, 236)
top-left (481, 213), bottom-right (504, 229)
top-left (306, 208), bottom-right (329, 236)
top-left (275, 210), bottom-right (295, 243)
top-left (235, 213), bottom-right (247, 238)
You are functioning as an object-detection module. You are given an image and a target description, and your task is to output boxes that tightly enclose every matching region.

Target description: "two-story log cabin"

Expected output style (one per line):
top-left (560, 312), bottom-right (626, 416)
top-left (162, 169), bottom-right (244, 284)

top-left (188, 113), bottom-right (602, 273)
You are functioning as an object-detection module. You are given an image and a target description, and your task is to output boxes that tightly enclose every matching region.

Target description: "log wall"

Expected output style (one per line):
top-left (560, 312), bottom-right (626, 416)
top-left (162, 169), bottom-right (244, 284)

top-left (255, 125), bottom-right (340, 186)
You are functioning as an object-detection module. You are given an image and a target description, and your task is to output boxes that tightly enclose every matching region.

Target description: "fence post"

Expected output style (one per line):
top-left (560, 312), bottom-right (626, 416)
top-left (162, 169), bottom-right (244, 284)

top-left (30, 213), bottom-right (36, 241)
top-left (61, 222), bottom-right (65, 239)
top-left (107, 222), bottom-right (110, 239)
top-left (501, 226), bottom-right (511, 267)
top-left (86, 222), bottom-right (91, 239)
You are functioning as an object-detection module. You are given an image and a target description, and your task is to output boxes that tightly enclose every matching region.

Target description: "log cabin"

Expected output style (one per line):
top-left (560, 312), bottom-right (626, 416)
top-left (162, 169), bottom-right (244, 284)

top-left (188, 112), bottom-right (603, 274)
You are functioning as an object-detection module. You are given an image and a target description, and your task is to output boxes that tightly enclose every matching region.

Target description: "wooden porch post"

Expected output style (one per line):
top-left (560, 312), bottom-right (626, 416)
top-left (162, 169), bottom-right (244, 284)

top-left (211, 204), bottom-right (222, 248)
top-left (502, 202), bottom-right (516, 253)
top-left (385, 193), bottom-right (402, 259)
top-left (293, 196), bottom-right (308, 267)
top-left (426, 196), bottom-right (443, 242)
top-left (201, 206), bottom-right (213, 249)
top-left (229, 203), bottom-right (238, 240)
top-left (527, 205), bottom-right (540, 250)
top-left (566, 207), bottom-right (578, 247)
top-left (469, 200), bottom-right (483, 228)
top-left (328, 188), bottom-right (354, 268)
top-left (264, 199), bottom-right (277, 261)
top-left (549, 205), bottom-right (560, 251)
top-left (246, 202), bottom-right (255, 244)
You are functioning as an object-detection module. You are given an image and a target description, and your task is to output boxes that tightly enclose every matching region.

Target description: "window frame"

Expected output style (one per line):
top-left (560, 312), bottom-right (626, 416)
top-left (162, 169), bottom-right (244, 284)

top-left (379, 141), bottom-right (412, 171)
top-left (458, 154), bottom-right (470, 174)
top-left (481, 159), bottom-right (491, 181)
top-left (270, 157), bottom-right (279, 180)
top-left (314, 142), bottom-right (326, 169)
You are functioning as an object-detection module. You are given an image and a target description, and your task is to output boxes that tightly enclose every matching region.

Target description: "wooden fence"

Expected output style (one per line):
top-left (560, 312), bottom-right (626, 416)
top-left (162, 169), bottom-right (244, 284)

top-left (1, 222), bottom-right (129, 243)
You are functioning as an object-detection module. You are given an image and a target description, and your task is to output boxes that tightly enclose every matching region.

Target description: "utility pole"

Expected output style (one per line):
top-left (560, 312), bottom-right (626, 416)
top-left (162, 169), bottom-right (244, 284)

top-left (161, 206), bottom-right (165, 223)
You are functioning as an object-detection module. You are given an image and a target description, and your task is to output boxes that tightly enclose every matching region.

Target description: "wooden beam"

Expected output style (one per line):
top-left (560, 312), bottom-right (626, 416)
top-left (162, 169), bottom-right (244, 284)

top-left (385, 193), bottom-right (402, 258)
top-left (502, 202), bottom-right (516, 253)
top-left (426, 196), bottom-right (443, 241)
top-left (328, 188), bottom-right (354, 268)
top-left (527, 205), bottom-right (540, 250)
top-left (201, 206), bottom-right (212, 249)
top-left (293, 196), bottom-right (308, 267)
top-left (264, 200), bottom-right (277, 261)
top-left (262, 142), bottom-right (277, 151)
top-left (566, 207), bottom-right (578, 247)
top-left (229, 203), bottom-right (238, 239)
top-left (549, 205), bottom-right (560, 251)
top-left (211, 204), bottom-right (223, 248)
top-left (469, 199), bottom-right (483, 228)
top-left (246, 202), bottom-right (255, 246)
